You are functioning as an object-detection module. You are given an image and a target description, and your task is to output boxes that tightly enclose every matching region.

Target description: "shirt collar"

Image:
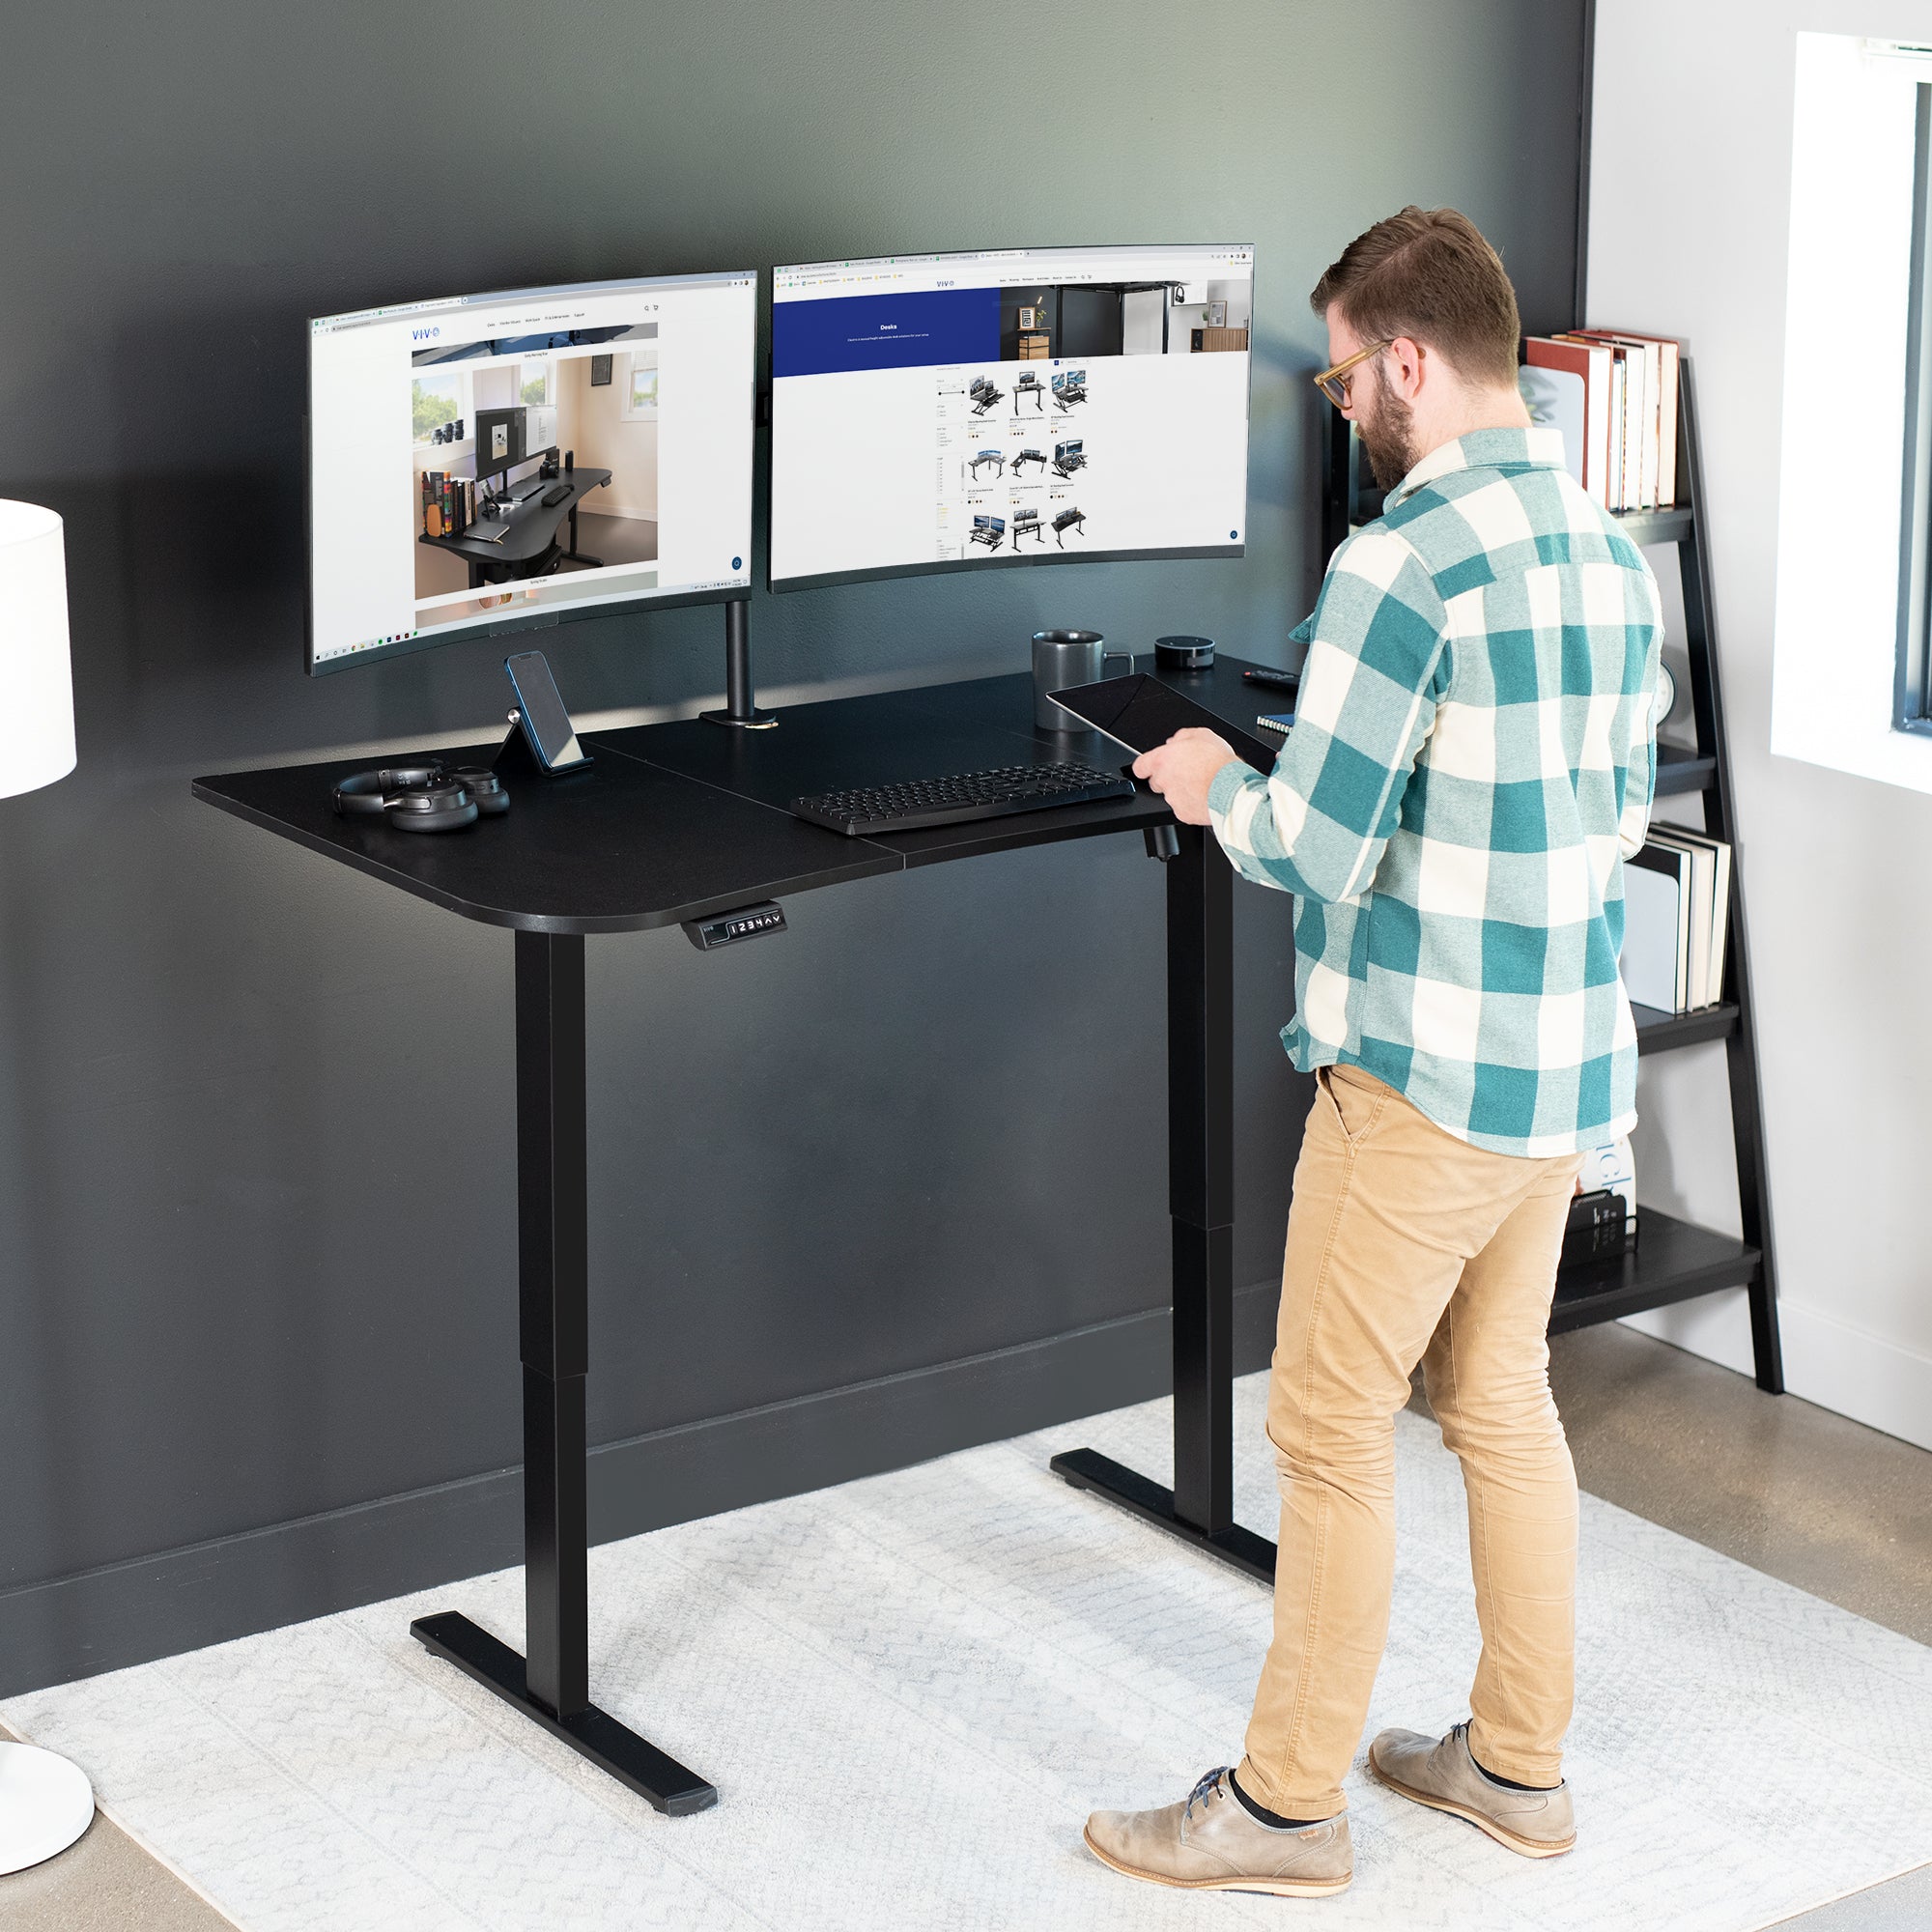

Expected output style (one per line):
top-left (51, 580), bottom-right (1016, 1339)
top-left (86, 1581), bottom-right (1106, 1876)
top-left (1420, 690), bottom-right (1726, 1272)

top-left (1382, 425), bottom-right (1568, 507)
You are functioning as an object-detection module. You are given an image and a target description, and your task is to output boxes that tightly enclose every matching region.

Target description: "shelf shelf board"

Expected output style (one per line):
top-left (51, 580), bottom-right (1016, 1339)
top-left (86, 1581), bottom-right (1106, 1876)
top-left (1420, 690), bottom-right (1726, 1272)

top-left (1634, 1001), bottom-right (1739, 1052)
top-left (1549, 1208), bottom-right (1757, 1334)
top-left (1610, 503), bottom-right (1694, 546)
top-left (1654, 744), bottom-right (1717, 795)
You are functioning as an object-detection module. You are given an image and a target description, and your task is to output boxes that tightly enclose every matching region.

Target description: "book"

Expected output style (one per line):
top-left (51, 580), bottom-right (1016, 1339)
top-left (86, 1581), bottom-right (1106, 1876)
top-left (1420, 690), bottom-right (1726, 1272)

top-left (1594, 330), bottom-right (1682, 505)
top-left (1575, 331), bottom-right (1662, 508)
top-left (1644, 825), bottom-right (1731, 1006)
top-left (1518, 364), bottom-right (1587, 491)
top-left (1645, 829), bottom-right (1714, 1008)
top-left (1564, 334), bottom-right (1643, 510)
top-left (1622, 840), bottom-right (1693, 1011)
top-left (1524, 336), bottom-right (1612, 507)
top-left (1606, 354), bottom-right (1628, 509)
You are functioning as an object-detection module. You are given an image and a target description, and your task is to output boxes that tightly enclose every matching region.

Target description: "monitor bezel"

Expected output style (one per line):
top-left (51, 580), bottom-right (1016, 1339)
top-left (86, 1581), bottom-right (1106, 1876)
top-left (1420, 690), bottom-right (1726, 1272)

top-left (303, 269), bottom-right (757, 678)
top-left (764, 240), bottom-right (1256, 597)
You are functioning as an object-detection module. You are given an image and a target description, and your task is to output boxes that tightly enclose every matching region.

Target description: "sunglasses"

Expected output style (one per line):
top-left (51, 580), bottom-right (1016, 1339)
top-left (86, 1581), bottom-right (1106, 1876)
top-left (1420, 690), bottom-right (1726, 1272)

top-left (1313, 340), bottom-right (1394, 410)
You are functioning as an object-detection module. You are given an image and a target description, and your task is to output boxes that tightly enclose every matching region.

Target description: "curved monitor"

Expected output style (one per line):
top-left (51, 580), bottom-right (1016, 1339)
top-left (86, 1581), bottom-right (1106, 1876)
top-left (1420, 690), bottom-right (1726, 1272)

top-left (306, 270), bottom-right (755, 673)
top-left (768, 242), bottom-right (1253, 593)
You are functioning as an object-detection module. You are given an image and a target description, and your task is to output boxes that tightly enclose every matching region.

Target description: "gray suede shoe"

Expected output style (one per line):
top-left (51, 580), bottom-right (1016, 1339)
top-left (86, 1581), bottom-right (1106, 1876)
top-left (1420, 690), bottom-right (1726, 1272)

top-left (1083, 1767), bottom-right (1351, 1897)
top-left (1369, 1721), bottom-right (1575, 1858)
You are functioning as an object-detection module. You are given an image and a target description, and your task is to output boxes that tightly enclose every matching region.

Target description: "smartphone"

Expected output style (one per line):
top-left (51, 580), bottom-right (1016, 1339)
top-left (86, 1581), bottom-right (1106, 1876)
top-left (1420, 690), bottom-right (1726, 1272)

top-left (503, 652), bottom-right (590, 772)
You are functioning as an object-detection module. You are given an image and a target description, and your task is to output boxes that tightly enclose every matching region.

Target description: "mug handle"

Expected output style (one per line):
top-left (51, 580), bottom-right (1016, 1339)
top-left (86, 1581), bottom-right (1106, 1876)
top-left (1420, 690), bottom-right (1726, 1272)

top-left (1102, 650), bottom-right (1134, 680)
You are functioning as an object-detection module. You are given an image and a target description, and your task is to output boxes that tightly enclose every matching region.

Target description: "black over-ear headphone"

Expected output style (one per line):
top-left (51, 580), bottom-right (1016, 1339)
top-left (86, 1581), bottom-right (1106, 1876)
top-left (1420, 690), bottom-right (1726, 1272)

top-left (331, 760), bottom-right (510, 834)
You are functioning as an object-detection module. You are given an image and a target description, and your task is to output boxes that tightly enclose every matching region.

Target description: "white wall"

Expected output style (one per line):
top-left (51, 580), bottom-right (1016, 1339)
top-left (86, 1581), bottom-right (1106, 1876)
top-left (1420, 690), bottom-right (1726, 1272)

top-left (1592, 0), bottom-right (1932, 1450)
top-left (561, 353), bottom-right (659, 521)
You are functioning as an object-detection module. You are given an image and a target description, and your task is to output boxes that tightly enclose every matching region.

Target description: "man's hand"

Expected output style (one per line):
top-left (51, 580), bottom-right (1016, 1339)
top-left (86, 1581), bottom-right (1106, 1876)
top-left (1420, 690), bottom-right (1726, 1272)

top-left (1132, 727), bottom-right (1240, 826)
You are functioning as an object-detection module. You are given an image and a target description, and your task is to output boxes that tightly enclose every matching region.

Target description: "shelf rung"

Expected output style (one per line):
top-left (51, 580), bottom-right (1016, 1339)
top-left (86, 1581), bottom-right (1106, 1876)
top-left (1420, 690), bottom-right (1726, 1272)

top-left (1633, 1002), bottom-right (1739, 1052)
top-left (1550, 1208), bottom-right (1757, 1334)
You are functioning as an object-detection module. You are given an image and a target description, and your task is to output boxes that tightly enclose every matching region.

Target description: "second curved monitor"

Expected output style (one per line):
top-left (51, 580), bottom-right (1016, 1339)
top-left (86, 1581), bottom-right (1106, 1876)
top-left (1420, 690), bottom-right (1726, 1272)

top-left (768, 243), bottom-right (1254, 593)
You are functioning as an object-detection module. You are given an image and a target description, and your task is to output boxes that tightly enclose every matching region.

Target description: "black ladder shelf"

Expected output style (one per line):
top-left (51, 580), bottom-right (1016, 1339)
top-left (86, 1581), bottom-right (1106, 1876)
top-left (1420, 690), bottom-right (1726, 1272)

top-left (1050, 356), bottom-right (1781, 1593)
top-left (1318, 358), bottom-right (1780, 1393)
top-left (1322, 358), bottom-right (1781, 1387)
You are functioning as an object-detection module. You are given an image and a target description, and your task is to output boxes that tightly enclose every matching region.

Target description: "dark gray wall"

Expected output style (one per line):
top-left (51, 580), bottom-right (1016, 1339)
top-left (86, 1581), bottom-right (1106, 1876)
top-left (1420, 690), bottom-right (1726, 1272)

top-left (0, 0), bottom-right (1584, 1690)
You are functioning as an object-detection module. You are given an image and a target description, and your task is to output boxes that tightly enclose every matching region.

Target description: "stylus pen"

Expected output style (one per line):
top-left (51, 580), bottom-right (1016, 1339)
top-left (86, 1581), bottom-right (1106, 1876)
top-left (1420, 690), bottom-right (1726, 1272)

top-left (1242, 666), bottom-right (1299, 691)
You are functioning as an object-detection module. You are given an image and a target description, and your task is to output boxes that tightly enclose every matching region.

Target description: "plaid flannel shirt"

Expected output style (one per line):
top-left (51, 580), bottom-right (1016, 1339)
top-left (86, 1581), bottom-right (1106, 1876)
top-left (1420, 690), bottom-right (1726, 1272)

top-left (1207, 426), bottom-right (1662, 1156)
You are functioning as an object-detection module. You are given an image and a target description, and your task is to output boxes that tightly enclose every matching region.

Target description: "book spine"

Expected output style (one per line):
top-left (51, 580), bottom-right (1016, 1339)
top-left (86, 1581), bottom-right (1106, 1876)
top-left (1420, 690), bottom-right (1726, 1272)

top-left (1656, 341), bottom-right (1680, 507)
top-left (1607, 358), bottom-right (1628, 510)
top-left (1637, 343), bottom-right (1660, 510)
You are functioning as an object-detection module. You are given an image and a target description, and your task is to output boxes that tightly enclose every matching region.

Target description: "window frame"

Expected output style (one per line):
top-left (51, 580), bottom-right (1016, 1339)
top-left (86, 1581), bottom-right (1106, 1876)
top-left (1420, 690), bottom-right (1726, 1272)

top-left (1895, 83), bottom-right (1932, 733)
top-left (620, 352), bottom-right (659, 421)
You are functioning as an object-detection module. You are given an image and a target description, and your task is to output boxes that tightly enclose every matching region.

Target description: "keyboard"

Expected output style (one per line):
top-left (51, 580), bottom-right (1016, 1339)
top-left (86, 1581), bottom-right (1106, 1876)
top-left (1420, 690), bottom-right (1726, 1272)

top-left (791, 760), bottom-right (1136, 836)
top-left (541, 484), bottom-right (571, 506)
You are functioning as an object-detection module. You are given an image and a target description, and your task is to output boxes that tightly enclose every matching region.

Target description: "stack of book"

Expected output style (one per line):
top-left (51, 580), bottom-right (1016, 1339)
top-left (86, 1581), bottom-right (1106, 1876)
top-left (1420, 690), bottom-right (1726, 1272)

top-left (1521, 329), bottom-right (1681, 513)
top-left (1621, 829), bottom-right (1732, 1013)
top-left (421, 470), bottom-right (474, 540)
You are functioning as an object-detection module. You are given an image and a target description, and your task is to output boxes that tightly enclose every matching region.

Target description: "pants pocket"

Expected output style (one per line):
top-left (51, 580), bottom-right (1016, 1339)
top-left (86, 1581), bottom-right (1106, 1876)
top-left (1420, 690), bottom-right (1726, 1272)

top-left (1320, 1063), bottom-right (1388, 1145)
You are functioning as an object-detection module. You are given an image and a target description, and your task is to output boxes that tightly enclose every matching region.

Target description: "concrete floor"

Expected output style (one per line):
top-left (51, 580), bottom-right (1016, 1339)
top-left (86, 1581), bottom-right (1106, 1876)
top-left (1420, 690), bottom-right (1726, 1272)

top-left (3, 1321), bottom-right (1927, 1931)
top-left (0, 1723), bottom-right (235, 1930)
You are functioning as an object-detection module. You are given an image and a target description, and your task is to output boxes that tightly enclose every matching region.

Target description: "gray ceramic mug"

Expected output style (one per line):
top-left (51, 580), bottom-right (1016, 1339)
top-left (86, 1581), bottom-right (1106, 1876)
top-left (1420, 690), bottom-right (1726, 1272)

top-left (1033, 630), bottom-right (1133, 730)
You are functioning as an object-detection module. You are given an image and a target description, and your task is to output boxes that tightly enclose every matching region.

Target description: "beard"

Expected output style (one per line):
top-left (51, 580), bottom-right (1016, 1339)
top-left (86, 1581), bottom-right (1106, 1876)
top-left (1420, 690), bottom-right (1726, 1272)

top-left (1355, 360), bottom-right (1418, 490)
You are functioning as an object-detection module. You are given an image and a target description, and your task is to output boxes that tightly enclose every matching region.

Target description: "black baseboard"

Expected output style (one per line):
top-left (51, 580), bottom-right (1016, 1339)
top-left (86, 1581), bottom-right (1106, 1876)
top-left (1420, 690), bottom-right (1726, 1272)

top-left (0, 1280), bottom-right (1279, 1697)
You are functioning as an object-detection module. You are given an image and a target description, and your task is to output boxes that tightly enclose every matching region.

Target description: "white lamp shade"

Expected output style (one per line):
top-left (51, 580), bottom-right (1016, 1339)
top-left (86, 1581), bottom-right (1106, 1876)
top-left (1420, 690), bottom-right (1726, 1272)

top-left (0, 500), bottom-right (76, 800)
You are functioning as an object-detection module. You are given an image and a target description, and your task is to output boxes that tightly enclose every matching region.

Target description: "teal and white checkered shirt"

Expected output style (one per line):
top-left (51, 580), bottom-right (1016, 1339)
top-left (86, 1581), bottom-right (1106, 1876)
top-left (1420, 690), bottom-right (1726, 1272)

top-left (1207, 425), bottom-right (1662, 1156)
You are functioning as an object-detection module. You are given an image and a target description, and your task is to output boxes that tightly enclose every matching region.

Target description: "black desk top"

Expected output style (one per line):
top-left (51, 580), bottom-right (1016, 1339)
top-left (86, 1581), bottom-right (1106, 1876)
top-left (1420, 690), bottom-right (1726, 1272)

top-left (419, 467), bottom-right (612, 570)
top-left (191, 654), bottom-right (1288, 933)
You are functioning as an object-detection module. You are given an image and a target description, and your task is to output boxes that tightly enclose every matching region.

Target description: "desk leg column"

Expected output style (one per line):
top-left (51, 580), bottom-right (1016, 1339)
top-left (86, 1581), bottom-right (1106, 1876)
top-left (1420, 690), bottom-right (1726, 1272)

top-left (1049, 825), bottom-right (1274, 1584)
top-left (411, 931), bottom-right (716, 1814)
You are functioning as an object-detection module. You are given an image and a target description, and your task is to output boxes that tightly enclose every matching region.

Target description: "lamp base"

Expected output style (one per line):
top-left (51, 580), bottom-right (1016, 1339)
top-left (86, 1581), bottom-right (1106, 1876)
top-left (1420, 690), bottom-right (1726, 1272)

top-left (0, 1741), bottom-right (95, 1875)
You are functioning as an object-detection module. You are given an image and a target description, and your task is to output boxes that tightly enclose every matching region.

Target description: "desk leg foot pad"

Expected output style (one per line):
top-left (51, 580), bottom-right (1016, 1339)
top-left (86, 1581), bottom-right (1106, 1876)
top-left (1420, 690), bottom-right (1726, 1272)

top-left (409, 1611), bottom-right (717, 1815)
top-left (1048, 1448), bottom-right (1277, 1585)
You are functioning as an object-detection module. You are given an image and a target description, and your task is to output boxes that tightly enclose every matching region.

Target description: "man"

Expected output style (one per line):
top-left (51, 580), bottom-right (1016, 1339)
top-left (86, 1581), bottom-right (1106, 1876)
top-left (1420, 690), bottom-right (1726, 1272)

top-left (1082, 207), bottom-right (1662, 1899)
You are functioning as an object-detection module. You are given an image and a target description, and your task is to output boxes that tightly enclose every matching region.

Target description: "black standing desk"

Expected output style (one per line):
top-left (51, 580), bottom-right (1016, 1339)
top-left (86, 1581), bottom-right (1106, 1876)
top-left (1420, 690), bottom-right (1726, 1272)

top-left (419, 467), bottom-right (613, 588)
top-left (191, 656), bottom-right (1278, 1815)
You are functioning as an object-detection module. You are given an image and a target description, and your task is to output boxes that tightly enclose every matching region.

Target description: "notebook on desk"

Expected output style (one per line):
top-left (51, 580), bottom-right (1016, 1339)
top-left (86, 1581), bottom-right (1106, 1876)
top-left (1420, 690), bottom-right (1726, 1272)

top-left (1047, 672), bottom-right (1280, 773)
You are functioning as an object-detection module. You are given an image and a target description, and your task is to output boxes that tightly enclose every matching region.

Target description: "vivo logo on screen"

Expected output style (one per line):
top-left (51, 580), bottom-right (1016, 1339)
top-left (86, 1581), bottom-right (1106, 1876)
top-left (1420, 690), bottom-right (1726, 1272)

top-left (412, 327), bottom-right (440, 341)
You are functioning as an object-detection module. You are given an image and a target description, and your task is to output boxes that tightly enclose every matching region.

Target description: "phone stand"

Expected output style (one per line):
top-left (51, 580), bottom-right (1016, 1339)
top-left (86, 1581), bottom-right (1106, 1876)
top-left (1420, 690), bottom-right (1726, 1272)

top-left (494, 706), bottom-right (592, 779)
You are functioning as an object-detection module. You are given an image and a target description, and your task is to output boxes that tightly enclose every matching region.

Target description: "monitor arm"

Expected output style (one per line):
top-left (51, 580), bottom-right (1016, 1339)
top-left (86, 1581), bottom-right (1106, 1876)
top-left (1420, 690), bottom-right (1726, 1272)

top-left (700, 598), bottom-right (777, 729)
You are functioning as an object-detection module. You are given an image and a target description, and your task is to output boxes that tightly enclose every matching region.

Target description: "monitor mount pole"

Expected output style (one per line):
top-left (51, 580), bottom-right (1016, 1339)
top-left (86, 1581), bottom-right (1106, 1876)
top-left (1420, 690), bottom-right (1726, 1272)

top-left (700, 598), bottom-right (777, 729)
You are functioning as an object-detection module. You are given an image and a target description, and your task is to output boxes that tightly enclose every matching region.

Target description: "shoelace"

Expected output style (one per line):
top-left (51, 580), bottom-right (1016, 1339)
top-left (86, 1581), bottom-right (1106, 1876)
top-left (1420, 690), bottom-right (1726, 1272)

top-left (1182, 1766), bottom-right (1231, 1824)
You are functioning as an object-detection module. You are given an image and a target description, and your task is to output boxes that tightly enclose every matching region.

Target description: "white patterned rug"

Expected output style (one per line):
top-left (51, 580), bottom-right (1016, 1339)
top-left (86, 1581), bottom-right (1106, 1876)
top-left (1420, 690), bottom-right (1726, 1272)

top-left (7, 1373), bottom-right (1931, 1931)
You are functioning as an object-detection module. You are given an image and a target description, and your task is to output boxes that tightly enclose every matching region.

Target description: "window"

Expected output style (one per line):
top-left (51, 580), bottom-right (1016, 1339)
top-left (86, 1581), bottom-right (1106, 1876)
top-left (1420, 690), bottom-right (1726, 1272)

top-left (520, 361), bottom-right (552, 409)
top-left (412, 373), bottom-right (460, 444)
top-left (621, 353), bottom-right (659, 420)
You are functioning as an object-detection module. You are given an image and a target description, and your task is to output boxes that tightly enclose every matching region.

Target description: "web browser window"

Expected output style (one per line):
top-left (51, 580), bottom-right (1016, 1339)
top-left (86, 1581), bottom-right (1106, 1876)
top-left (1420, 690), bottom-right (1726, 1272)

top-left (307, 271), bottom-right (754, 672)
top-left (768, 244), bottom-right (1253, 590)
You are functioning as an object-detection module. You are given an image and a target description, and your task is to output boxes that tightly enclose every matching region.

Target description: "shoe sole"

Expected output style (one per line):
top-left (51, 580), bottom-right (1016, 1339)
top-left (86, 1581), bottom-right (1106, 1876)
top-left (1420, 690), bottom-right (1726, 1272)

top-left (1367, 1747), bottom-right (1576, 1860)
top-left (1081, 1825), bottom-right (1351, 1897)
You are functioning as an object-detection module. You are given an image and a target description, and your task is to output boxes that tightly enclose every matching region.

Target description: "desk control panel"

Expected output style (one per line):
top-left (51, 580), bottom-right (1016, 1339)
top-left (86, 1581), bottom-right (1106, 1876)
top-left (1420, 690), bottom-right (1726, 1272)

top-left (683, 900), bottom-right (787, 951)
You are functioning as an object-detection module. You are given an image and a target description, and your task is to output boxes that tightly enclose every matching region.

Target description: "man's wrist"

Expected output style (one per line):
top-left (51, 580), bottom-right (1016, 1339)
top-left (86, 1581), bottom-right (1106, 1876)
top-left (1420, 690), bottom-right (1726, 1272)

top-left (1206, 760), bottom-right (1252, 822)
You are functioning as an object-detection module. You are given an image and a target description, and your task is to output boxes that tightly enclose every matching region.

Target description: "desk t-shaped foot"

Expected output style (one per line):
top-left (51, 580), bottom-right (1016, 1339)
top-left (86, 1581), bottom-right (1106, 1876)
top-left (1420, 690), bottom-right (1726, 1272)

top-left (409, 932), bottom-right (716, 1814)
top-left (1050, 826), bottom-right (1274, 1584)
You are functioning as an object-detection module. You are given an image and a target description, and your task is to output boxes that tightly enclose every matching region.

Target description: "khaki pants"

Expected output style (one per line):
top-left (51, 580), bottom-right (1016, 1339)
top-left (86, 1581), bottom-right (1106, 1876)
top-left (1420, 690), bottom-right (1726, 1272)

top-left (1236, 1062), bottom-right (1585, 1820)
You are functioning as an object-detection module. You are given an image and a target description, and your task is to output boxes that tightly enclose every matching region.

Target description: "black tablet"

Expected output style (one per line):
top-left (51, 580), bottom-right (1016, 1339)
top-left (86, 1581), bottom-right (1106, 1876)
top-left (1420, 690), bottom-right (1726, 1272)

top-left (1046, 672), bottom-right (1281, 774)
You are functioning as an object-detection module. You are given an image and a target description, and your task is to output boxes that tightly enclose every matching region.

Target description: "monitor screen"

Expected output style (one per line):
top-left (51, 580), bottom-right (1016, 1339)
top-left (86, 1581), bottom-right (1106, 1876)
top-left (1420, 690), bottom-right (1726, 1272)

top-left (767, 243), bottom-right (1253, 592)
top-left (306, 270), bottom-right (755, 673)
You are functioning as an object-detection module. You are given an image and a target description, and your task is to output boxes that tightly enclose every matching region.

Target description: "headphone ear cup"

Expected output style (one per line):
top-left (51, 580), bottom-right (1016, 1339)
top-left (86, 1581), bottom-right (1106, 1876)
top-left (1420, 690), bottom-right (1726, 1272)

top-left (383, 776), bottom-right (479, 833)
top-left (442, 766), bottom-right (510, 815)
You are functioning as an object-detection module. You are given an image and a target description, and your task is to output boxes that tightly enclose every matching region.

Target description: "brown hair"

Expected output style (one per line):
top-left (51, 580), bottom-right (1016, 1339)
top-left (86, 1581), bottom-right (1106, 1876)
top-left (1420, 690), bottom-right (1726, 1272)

top-left (1310, 207), bottom-right (1520, 388)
